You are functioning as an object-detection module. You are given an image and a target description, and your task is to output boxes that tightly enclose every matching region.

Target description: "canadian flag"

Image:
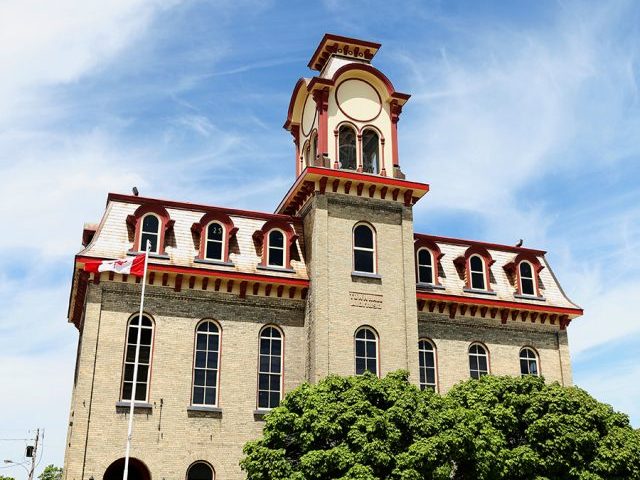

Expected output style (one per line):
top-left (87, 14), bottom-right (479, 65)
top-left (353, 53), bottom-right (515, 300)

top-left (84, 254), bottom-right (146, 276)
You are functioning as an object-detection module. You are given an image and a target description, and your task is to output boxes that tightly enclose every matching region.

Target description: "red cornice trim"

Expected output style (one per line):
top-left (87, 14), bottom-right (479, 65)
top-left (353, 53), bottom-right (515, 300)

top-left (308, 33), bottom-right (381, 71)
top-left (107, 193), bottom-right (300, 223)
top-left (414, 233), bottom-right (546, 255)
top-left (416, 291), bottom-right (583, 316)
top-left (75, 256), bottom-right (309, 287)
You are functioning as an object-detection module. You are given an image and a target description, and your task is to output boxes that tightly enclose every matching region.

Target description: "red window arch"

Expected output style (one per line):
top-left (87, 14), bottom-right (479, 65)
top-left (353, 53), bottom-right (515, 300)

top-left (191, 211), bottom-right (238, 264)
top-left (454, 245), bottom-right (495, 292)
top-left (253, 219), bottom-right (298, 270)
top-left (126, 204), bottom-right (173, 255)
top-left (504, 253), bottom-right (545, 297)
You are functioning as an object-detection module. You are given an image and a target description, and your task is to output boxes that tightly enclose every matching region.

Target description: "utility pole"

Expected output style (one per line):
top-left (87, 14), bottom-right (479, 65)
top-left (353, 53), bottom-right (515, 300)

top-left (28, 428), bottom-right (39, 480)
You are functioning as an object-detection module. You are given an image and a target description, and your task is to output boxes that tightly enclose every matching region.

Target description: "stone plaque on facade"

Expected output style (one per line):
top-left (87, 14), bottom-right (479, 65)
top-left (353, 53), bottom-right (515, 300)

top-left (349, 291), bottom-right (383, 309)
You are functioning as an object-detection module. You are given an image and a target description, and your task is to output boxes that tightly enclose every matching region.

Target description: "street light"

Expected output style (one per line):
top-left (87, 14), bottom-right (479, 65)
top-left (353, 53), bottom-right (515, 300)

top-left (3, 459), bottom-right (30, 474)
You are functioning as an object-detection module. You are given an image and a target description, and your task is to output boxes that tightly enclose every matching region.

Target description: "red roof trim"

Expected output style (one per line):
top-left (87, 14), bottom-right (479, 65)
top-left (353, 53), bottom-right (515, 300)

top-left (107, 193), bottom-right (300, 223)
top-left (308, 33), bottom-right (381, 70)
top-left (75, 256), bottom-right (309, 287)
top-left (416, 291), bottom-right (583, 316)
top-left (414, 233), bottom-right (546, 255)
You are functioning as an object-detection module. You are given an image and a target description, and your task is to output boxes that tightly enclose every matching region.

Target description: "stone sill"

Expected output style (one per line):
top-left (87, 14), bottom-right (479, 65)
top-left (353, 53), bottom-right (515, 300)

top-left (256, 265), bottom-right (296, 274)
top-left (462, 288), bottom-right (497, 296)
top-left (351, 271), bottom-right (382, 280)
top-left (514, 294), bottom-right (547, 302)
top-left (416, 282), bottom-right (446, 291)
top-left (127, 251), bottom-right (170, 260)
top-left (253, 409), bottom-right (271, 420)
top-left (115, 401), bottom-right (153, 413)
top-left (193, 258), bottom-right (235, 267)
top-left (187, 405), bottom-right (222, 418)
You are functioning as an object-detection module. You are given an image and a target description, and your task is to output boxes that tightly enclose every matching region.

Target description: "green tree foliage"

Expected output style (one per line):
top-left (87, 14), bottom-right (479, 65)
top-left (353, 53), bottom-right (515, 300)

top-left (241, 372), bottom-right (640, 480)
top-left (0, 475), bottom-right (16, 480)
top-left (38, 465), bottom-right (63, 480)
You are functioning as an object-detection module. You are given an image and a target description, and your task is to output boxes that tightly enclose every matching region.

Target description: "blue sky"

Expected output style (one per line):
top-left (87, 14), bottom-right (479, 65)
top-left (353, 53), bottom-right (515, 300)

top-left (1, 0), bottom-right (639, 476)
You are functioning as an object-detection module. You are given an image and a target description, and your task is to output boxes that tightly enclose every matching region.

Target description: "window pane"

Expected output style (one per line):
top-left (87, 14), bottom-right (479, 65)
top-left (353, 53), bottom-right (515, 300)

top-left (366, 359), bottom-right (377, 374)
top-left (269, 247), bottom-right (284, 267)
top-left (259, 373), bottom-right (269, 390)
top-left (196, 333), bottom-right (207, 350)
top-left (354, 226), bottom-right (374, 248)
top-left (208, 334), bottom-right (219, 352)
top-left (355, 357), bottom-right (366, 375)
top-left (259, 355), bottom-right (269, 372)
top-left (142, 215), bottom-right (159, 232)
top-left (122, 382), bottom-right (132, 400)
top-left (140, 232), bottom-right (158, 253)
top-left (207, 223), bottom-right (223, 241)
top-left (469, 356), bottom-right (478, 371)
top-left (260, 338), bottom-right (270, 353)
top-left (426, 369), bottom-right (435, 385)
top-left (207, 351), bottom-right (218, 369)
top-left (471, 272), bottom-right (485, 290)
top-left (419, 266), bottom-right (433, 284)
top-left (362, 131), bottom-right (379, 174)
top-left (206, 241), bottom-right (223, 261)
top-left (134, 383), bottom-right (147, 401)
top-left (339, 127), bottom-right (357, 170)
top-left (140, 328), bottom-right (152, 346)
top-left (418, 249), bottom-right (432, 266)
top-left (124, 364), bottom-right (134, 382)
top-left (138, 346), bottom-right (150, 364)
top-left (470, 256), bottom-right (484, 272)
top-left (270, 374), bottom-right (280, 390)
top-left (356, 339), bottom-right (365, 356)
top-left (520, 262), bottom-right (532, 277)
top-left (270, 392), bottom-right (280, 408)
top-left (193, 387), bottom-right (204, 405)
top-left (195, 351), bottom-right (206, 368)
top-left (204, 388), bottom-right (216, 406)
top-left (258, 391), bottom-right (269, 409)
top-left (366, 341), bottom-right (376, 358)
top-left (354, 250), bottom-right (374, 273)
top-left (478, 356), bottom-right (487, 372)
top-left (194, 369), bottom-right (205, 386)
top-left (521, 278), bottom-right (535, 296)
top-left (205, 370), bottom-right (216, 387)
top-left (269, 230), bottom-right (284, 248)
top-left (271, 339), bottom-right (281, 356)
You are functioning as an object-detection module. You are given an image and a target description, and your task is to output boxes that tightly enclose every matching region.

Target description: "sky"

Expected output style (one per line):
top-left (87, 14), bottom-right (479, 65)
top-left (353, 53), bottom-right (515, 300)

top-left (1, 0), bottom-right (639, 477)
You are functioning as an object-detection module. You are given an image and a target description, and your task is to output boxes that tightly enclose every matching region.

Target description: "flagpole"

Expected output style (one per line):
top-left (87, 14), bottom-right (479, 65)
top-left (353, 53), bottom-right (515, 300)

top-left (123, 241), bottom-right (151, 480)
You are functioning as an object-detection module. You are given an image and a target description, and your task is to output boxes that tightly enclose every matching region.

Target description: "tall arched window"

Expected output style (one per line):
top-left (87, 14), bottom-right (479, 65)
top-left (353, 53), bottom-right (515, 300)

top-left (469, 255), bottom-right (486, 290)
top-left (311, 132), bottom-right (318, 164)
top-left (338, 125), bottom-right (357, 170)
top-left (355, 327), bottom-right (378, 376)
top-left (140, 214), bottom-right (160, 253)
top-left (192, 321), bottom-right (221, 407)
top-left (205, 222), bottom-right (225, 262)
top-left (469, 343), bottom-right (489, 379)
top-left (417, 248), bottom-right (434, 284)
top-left (187, 461), bottom-right (214, 480)
top-left (122, 314), bottom-right (154, 402)
top-left (353, 224), bottom-right (376, 274)
top-left (257, 326), bottom-right (283, 409)
top-left (362, 129), bottom-right (379, 174)
top-left (520, 347), bottom-right (539, 376)
top-left (267, 230), bottom-right (285, 268)
top-left (418, 339), bottom-right (437, 391)
top-left (519, 261), bottom-right (536, 296)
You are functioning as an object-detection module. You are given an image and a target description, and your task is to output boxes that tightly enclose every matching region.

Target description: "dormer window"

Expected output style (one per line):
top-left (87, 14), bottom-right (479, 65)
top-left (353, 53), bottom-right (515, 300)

top-left (338, 125), bottom-right (357, 170)
top-left (362, 129), bottom-right (379, 174)
top-left (267, 230), bottom-right (285, 268)
top-left (414, 237), bottom-right (443, 287)
top-left (417, 248), bottom-right (434, 284)
top-left (205, 222), bottom-right (224, 261)
top-left (192, 211), bottom-right (237, 265)
top-left (519, 261), bottom-right (535, 296)
top-left (140, 214), bottom-right (160, 253)
top-left (353, 223), bottom-right (376, 274)
top-left (469, 255), bottom-right (486, 290)
top-left (503, 253), bottom-right (544, 298)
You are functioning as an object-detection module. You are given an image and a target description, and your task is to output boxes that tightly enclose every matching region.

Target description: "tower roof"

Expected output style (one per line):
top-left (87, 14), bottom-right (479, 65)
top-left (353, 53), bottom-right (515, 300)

top-left (308, 34), bottom-right (381, 72)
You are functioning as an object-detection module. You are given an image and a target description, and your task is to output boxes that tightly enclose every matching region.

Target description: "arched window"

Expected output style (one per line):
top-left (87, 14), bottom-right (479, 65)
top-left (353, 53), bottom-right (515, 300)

top-left (338, 125), bottom-right (357, 170)
top-left (267, 230), bottom-right (285, 268)
top-left (353, 224), bottom-right (376, 274)
top-left (205, 222), bottom-right (225, 262)
top-left (520, 347), bottom-right (539, 376)
top-left (187, 461), bottom-right (214, 480)
top-left (192, 321), bottom-right (221, 407)
top-left (417, 248), bottom-right (434, 284)
top-left (519, 261), bottom-right (536, 296)
top-left (140, 214), bottom-right (160, 253)
top-left (121, 314), bottom-right (154, 402)
top-left (257, 326), bottom-right (283, 409)
top-left (469, 255), bottom-right (486, 290)
top-left (362, 129), bottom-right (379, 174)
top-left (469, 343), bottom-right (489, 379)
top-left (311, 132), bottom-right (318, 164)
top-left (355, 327), bottom-right (378, 376)
top-left (418, 339), bottom-right (437, 391)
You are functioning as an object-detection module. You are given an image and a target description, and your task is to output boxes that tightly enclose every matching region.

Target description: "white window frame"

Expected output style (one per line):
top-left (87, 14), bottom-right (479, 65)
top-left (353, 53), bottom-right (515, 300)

top-left (353, 223), bottom-right (376, 274)
top-left (519, 261), bottom-right (536, 296)
top-left (354, 326), bottom-right (379, 377)
top-left (469, 254), bottom-right (487, 290)
top-left (361, 128), bottom-right (380, 174)
top-left (257, 325), bottom-right (284, 410)
top-left (418, 338), bottom-right (438, 391)
top-left (266, 229), bottom-right (286, 268)
top-left (519, 347), bottom-right (540, 376)
top-left (468, 342), bottom-right (490, 379)
top-left (121, 313), bottom-right (154, 403)
top-left (139, 213), bottom-right (161, 253)
top-left (204, 221), bottom-right (225, 262)
top-left (191, 320), bottom-right (222, 407)
top-left (417, 248), bottom-right (435, 284)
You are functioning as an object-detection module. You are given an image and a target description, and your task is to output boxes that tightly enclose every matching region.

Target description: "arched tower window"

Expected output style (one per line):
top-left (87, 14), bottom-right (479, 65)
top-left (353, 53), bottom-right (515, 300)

top-left (355, 326), bottom-right (378, 376)
top-left (187, 461), bottom-right (214, 480)
top-left (353, 223), bottom-right (376, 274)
top-left (338, 125), bottom-right (357, 170)
top-left (469, 343), bottom-right (489, 379)
top-left (469, 255), bottom-right (486, 290)
top-left (121, 314), bottom-right (154, 402)
top-left (418, 339), bottom-right (437, 391)
top-left (362, 129), bottom-right (379, 174)
top-left (417, 248), bottom-right (434, 284)
top-left (520, 347), bottom-right (539, 376)
top-left (519, 261), bottom-right (536, 296)
top-left (140, 214), bottom-right (160, 253)
top-left (192, 321), bottom-right (221, 407)
top-left (257, 326), bottom-right (283, 409)
top-left (205, 222), bottom-right (225, 262)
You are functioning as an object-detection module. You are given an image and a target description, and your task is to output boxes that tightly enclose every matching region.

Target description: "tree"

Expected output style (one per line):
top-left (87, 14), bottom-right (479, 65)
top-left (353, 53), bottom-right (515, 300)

top-left (241, 372), bottom-right (640, 480)
top-left (38, 465), bottom-right (63, 480)
top-left (0, 476), bottom-right (16, 480)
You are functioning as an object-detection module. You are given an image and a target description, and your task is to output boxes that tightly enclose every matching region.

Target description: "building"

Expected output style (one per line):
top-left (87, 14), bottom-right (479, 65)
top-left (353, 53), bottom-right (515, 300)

top-left (63, 34), bottom-right (582, 480)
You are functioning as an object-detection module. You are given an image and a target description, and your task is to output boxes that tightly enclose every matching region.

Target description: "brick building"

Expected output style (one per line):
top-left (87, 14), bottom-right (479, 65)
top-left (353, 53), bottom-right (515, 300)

top-left (63, 34), bottom-right (582, 480)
